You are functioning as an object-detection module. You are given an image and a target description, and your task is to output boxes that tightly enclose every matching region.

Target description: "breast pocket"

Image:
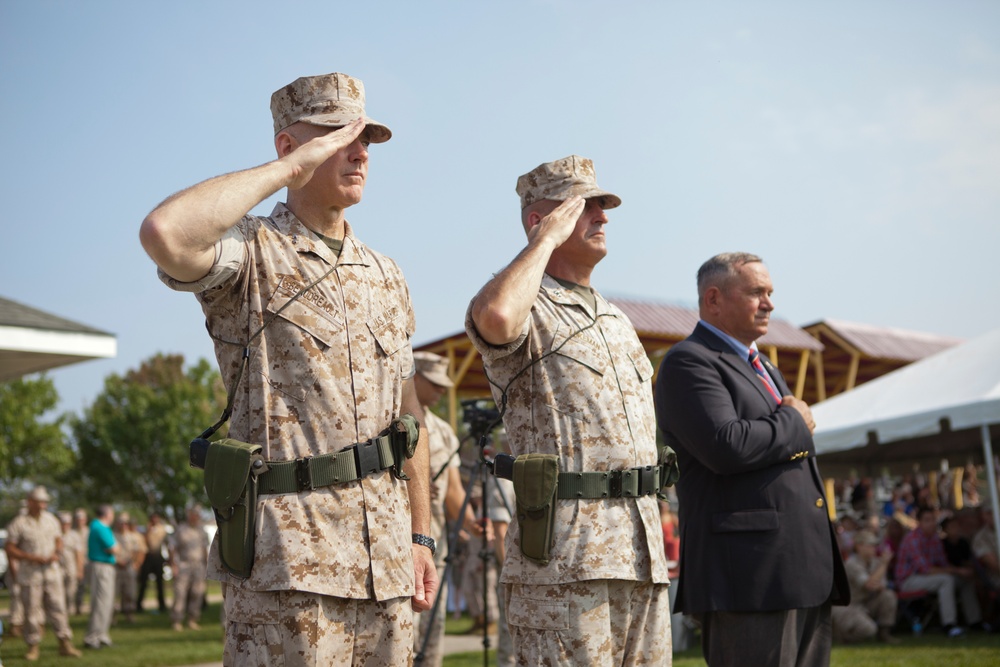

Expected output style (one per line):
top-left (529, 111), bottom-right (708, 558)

top-left (550, 327), bottom-right (607, 376)
top-left (368, 310), bottom-right (408, 358)
top-left (545, 326), bottom-right (607, 422)
top-left (629, 345), bottom-right (654, 384)
top-left (259, 281), bottom-right (344, 401)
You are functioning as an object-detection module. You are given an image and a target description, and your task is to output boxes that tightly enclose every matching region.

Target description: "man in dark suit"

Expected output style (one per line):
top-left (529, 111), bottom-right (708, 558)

top-left (655, 252), bottom-right (848, 667)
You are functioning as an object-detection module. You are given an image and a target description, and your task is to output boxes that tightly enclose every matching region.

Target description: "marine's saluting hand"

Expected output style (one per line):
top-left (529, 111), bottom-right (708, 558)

top-left (527, 195), bottom-right (586, 250)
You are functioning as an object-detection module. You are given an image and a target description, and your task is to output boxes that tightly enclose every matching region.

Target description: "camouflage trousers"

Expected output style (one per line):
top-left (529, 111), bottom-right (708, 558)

top-left (224, 587), bottom-right (413, 667)
top-left (115, 565), bottom-right (137, 614)
top-left (504, 579), bottom-right (672, 666)
top-left (172, 564), bottom-right (207, 625)
top-left (63, 570), bottom-right (79, 617)
top-left (831, 590), bottom-right (897, 642)
top-left (20, 566), bottom-right (74, 645)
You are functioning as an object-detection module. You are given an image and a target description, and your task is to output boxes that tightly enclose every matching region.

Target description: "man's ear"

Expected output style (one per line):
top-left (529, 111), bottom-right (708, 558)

top-left (274, 129), bottom-right (297, 158)
top-left (703, 286), bottom-right (722, 312)
top-left (525, 210), bottom-right (544, 229)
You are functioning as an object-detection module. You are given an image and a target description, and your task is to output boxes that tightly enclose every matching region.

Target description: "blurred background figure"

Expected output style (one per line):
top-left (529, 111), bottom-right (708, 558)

top-left (4, 486), bottom-right (81, 660)
top-left (831, 530), bottom-right (898, 644)
top-left (169, 505), bottom-right (209, 632)
top-left (137, 513), bottom-right (169, 614)
top-left (58, 512), bottom-right (85, 618)
top-left (71, 509), bottom-right (90, 616)
top-left (113, 513), bottom-right (146, 624)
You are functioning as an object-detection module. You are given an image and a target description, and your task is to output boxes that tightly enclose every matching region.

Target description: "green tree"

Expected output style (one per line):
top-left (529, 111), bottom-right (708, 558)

top-left (69, 353), bottom-right (226, 519)
top-left (0, 374), bottom-right (72, 521)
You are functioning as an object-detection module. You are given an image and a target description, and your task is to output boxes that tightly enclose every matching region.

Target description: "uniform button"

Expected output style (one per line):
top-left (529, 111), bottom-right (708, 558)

top-left (815, 498), bottom-right (824, 508)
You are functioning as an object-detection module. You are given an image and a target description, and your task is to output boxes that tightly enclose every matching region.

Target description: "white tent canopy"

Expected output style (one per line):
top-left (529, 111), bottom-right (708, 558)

top-left (813, 326), bottom-right (1000, 459)
top-left (811, 327), bottom-right (1000, 564)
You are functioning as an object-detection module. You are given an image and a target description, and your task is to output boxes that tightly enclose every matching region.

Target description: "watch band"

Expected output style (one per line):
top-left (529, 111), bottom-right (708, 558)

top-left (411, 532), bottom-right (436, 556)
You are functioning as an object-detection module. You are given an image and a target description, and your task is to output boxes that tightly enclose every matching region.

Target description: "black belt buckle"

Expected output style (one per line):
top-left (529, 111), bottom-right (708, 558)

top-left (355, 440), bottom-right (381, 478)
top-left (296, 457), bottom-right (313, 491)
top-left (608, 470), bottom-right (623, 498)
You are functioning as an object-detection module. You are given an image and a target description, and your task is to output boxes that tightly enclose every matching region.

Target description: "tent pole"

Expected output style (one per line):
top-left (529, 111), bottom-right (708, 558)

top-left (982, 424), bottom-right (1000, 567)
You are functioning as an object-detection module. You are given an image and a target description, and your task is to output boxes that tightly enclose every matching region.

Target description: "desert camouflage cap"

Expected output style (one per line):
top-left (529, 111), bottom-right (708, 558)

top-left (515, 155), bottom-right (621, 210)
top-left (413, 351), bottom-right (454, 388)
top-left (28, 485), bottom-right (51, 502)
top-left (270, 72), bottom-right (392, 143)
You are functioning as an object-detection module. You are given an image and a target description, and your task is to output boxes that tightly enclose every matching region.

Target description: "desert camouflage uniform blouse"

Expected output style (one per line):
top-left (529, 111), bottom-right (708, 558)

top-left (7, 511), bottom-right (62, 585)
top-left (465, 275), bottom-right (668, 585)
top-left (160, 203), bottom-right (415, 601)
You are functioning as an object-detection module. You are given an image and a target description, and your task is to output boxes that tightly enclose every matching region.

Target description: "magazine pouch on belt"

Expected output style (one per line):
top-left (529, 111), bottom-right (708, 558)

top-left (513, 453), bottom-right (559, 565)
top-left (204, 439), bottom-right (267, 579)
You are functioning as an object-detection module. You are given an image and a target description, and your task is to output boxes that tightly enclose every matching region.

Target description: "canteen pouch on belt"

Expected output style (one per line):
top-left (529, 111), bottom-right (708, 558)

top-left (513, 453), bottom-right (559, 565)
top-left (658, 445), bottom-right (680, 494)
top-left (203, 439), bottom-right (267, 579)
top-left (389, 414), bottom-right (420, 481)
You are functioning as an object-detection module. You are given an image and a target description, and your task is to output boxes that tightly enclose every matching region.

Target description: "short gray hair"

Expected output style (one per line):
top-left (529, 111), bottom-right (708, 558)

top-left (696, 252), bottom-right (763, 304)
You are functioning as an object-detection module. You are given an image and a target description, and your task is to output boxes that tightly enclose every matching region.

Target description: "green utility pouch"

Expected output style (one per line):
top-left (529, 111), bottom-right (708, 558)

top-left (203, 439), bottom-right (268, 579)
top-left (389, 414), bottom-right (420, 480)
top-left (513, 453), bottom-right (560, 565)
top-left (658, 445), bottom-right (680, 495)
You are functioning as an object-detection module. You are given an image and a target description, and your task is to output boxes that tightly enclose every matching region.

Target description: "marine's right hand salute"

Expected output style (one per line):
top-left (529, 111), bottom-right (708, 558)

top-left (139, 118), bottom-right (367, 283)
top-left (470, 195), bottom-right (585, 346)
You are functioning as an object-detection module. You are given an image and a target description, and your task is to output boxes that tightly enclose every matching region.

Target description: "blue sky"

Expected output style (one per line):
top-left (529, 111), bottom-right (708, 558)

top-left (2, 1), bottom-right (998, 414)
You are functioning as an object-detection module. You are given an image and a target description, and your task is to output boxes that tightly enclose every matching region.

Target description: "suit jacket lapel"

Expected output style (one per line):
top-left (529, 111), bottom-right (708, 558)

top-left (693, 323), bottom-right (777, 407)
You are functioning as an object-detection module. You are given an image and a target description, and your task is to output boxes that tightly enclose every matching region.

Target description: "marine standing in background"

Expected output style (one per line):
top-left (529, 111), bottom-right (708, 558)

top-left (4, 486), bottom-right (81, 660)
top-left (170, 505), bottom-right (210, 632)
top-left (113, 513), bottom-right (146, 624)
top-left (71, 509), bottom-right (90, 616)
top-left (58, 512), bottom-right (85, 618)
top-left (411, 351), bottom-right (486, 666)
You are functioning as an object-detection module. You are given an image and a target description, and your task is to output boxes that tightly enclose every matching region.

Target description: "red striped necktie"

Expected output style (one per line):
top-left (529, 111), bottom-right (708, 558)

top-left (748, 349), bottom-right (781, 404)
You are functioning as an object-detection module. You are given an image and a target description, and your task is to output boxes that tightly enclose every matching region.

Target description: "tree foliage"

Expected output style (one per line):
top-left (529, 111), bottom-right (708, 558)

top-left (0, 375), bottom-right (72, 519)
top-left (69, 353), bottom-right (226, 519)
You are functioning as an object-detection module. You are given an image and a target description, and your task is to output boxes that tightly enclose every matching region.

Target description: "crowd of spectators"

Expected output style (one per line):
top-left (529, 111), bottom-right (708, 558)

top-left (2, 485), bottom-right (210, 660)
top-left (828, 465), bottom-right (1000, 641)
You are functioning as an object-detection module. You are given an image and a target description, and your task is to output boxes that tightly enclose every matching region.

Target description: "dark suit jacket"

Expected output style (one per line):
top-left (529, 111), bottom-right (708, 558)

top-left (655, 323), bottom-right (849, 614)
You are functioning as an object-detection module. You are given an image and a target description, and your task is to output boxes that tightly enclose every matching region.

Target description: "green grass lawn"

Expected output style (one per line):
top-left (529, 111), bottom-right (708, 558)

top-left (3, 591), bottom-right (998, 667)
top-left (1, 601), bottom-right (225, 667)
top-left (441, 631), bottom-right (1000, 667)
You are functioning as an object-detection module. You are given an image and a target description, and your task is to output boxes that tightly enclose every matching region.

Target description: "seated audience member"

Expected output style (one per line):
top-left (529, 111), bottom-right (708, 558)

top-left (832, 530), bottom-right (899, 644)
top-left (882, 517), bottom-right (906, 586)
top-left (895, 506), bottom-right (984, 637)
top-left (837, 515), bottom-right (859, 561)
top-left (942, 515), bottom-right (975, 571)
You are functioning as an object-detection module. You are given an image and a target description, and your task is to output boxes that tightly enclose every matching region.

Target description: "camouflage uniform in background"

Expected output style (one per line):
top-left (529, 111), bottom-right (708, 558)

top-left (71, 512), bottom-right (89, 615)
top-left (58, 516), bottom-right (84, 616)
top-left (161, 205), bottom-right (417, 666)
top-left (6, 509), bottom-right (76, 649)
top-left (466, 272), bottom-right (672, 664)
top-left (832, 553), bottom-right (897, 642)
top-left (114, 522), bottom-right (146, 621)
top-left (413, 408), bottom-right (460, 666)
top-left (170, 520), bottom-right (209, 629)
